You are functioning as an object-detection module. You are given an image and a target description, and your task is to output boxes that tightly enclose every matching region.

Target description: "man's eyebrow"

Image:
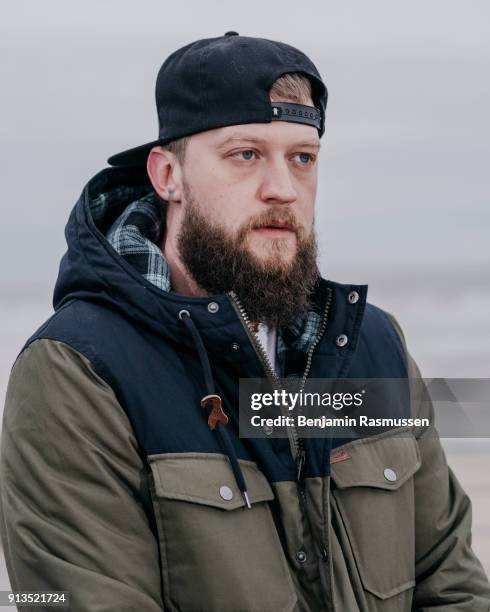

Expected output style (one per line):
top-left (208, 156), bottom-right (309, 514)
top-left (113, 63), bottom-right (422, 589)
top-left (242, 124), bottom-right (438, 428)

top-left (216, 134), bottom-right (321, 150)
top-left (216, 135), bottom-right (264, 149)
top-left (295, 141), bottom-right (321, 150)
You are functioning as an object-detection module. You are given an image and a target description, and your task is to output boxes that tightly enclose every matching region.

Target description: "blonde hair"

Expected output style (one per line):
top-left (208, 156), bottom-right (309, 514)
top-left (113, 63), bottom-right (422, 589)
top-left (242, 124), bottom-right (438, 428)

top-left (270, 72), bottom-right (313, 105)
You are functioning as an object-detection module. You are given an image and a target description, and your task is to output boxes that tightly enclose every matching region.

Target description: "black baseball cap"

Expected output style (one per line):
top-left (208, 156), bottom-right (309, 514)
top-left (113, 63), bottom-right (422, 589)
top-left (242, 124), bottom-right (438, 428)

top-left (107, 32), bottom-right (328, 167)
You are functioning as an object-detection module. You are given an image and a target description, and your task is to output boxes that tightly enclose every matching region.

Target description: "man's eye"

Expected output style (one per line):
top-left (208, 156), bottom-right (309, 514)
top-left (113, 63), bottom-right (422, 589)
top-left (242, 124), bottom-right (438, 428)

top-left (233, 150), bottom-right (256, 161)
top-left (295, 153), bottom-right (315, 164)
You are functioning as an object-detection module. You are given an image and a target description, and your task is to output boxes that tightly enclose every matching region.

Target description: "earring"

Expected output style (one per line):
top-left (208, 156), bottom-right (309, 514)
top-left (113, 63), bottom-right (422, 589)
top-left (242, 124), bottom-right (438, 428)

top-left (167, 187), bottom-right (175, 198)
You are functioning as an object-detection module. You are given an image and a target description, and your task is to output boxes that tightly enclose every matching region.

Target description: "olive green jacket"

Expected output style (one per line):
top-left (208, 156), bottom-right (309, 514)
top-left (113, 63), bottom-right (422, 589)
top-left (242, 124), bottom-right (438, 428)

top-left (1, 311), bottom-right (489, 611)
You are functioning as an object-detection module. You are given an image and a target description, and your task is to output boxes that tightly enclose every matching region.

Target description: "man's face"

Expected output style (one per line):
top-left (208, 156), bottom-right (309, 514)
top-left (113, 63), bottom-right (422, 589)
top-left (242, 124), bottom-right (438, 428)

top-left (179, 119), bottom-right (320, 268)
top-left (160, 116), bottom-right (322, 326)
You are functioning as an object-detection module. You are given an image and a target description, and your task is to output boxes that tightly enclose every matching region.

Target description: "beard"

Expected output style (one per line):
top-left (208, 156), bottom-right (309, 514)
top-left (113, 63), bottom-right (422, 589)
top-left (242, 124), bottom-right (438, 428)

top-left (176, 181), bottom-right (320, 328)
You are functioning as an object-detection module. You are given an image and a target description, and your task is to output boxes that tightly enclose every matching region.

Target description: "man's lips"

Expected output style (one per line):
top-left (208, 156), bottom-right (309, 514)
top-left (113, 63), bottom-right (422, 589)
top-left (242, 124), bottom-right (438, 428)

top-left (252, 222), bottom-right (296, 236)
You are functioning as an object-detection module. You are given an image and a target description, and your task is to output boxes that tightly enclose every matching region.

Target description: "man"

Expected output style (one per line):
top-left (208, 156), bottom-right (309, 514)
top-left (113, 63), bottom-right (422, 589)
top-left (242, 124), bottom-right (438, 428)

top-left (1, 32), bottom-right (489, 612)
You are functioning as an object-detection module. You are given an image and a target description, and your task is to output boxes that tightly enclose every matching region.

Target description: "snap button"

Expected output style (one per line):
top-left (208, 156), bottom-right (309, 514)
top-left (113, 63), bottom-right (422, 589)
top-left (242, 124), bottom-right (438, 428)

top-left (347, 291), bottom-right (359, 304)
top-left (296, 550), bottom-right (307, 564)
top-left (335, 334), bottom-right (348, 347)
top-left (263, 424), bottom-right (274, 435)
top-left (383, 468), bottom-right (397, 482)
top-left (231, 342), bottom-right (240, 351)
top-left (219, 485), bottom-right (234, 500)
top-left (207, 301), bottom-right (219, 314)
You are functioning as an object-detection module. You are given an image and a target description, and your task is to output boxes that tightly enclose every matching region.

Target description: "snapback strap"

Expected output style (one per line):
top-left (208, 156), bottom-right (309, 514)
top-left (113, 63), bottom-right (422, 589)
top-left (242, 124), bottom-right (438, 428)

top-left (270, 102), bottom-right (322, 130)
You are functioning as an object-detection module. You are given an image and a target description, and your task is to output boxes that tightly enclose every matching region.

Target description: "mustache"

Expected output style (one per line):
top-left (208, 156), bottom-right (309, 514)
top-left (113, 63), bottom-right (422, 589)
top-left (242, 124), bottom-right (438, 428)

top-left (239, 209), bottom-right (301, 238)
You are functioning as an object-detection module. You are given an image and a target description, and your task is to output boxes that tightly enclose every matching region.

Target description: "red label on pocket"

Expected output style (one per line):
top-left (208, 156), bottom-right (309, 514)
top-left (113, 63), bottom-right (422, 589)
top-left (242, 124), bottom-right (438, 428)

top-left (330, 449), bottom-right (351, 464)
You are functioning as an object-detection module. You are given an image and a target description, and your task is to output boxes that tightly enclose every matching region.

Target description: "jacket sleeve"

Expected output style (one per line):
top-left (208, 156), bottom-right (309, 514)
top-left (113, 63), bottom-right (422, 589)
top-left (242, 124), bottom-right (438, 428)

top-left (386, 312), bottom-right (490, 610)
top-left (0, 338), bottom-right (164, 612)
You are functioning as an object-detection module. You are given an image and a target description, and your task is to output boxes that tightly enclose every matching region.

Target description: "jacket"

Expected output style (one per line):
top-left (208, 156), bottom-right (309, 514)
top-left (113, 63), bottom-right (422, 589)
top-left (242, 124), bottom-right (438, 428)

top-left (1, 165), bottom-right (489, 611)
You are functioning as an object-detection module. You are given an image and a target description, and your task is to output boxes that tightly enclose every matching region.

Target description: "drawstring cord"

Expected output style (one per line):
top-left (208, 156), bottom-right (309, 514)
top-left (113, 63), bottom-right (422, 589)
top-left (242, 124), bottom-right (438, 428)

top-left (178, 309), bottom-right (252, 509)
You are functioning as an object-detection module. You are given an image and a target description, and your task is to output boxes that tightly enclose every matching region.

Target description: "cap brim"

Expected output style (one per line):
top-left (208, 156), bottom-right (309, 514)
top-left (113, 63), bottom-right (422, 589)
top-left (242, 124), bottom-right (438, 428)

top-left (107, 138), bottom-right (163, 167)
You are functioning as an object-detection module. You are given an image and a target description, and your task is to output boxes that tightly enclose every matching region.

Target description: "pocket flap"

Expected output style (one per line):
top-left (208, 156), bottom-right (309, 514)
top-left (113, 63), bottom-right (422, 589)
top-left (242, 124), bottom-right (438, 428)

top-left (331, 430), bottom-right (421, 490)
top-left (149, 452), bottom-right (274, 510)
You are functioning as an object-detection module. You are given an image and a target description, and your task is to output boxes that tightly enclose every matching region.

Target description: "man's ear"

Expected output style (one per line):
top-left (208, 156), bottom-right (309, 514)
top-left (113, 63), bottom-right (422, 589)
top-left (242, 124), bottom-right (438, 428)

top-left (147, 146), bottom-right (182, 202)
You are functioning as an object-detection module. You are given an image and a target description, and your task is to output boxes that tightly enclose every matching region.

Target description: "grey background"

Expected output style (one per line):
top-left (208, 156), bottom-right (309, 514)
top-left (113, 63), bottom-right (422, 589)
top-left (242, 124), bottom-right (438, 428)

top-left (1, 0), bottom-right (489, 598)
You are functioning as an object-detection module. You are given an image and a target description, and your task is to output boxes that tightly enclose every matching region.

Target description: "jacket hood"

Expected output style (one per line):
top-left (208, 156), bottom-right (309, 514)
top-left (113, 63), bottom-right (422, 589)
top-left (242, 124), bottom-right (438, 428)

top-left (54, 166), bottom-right (239, 350)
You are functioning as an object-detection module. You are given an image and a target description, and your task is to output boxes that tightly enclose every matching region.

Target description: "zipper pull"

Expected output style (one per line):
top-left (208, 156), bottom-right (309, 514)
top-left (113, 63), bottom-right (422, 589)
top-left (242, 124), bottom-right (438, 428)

top-left (296, 449), bottom-right (306, 482)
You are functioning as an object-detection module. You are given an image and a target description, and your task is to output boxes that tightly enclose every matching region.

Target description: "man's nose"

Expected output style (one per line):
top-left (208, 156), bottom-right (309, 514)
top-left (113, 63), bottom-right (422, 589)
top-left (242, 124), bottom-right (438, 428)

top-left (258, 159), bottom-right (297, 204)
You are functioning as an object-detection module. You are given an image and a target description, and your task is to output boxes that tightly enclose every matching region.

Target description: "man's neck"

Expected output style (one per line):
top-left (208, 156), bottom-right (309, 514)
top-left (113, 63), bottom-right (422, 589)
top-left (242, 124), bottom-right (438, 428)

top-left (162, 236), bottom-right (208, 297)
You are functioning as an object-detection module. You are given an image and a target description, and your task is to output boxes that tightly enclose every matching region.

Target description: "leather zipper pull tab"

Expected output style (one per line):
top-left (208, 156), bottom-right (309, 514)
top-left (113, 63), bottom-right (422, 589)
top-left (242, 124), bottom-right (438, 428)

top-left (201, 394), bottom-right (228, 430)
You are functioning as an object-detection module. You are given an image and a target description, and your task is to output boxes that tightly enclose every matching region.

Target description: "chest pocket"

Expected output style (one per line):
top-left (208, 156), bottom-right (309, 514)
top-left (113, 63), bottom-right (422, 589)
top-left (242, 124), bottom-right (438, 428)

top-left (149, 452), bottom-right (298, 612)
top-left (330, 430), bottom-right (421, 606)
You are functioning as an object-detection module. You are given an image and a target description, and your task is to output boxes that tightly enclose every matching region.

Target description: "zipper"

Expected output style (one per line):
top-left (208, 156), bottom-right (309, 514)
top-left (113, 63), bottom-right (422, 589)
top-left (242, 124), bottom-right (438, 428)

top-left (227, 287), bottom-right (333, 483)
top-left (228, 288), bottom-right (335, 609)
top-left (228, 290), bottom-right (302, 464)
